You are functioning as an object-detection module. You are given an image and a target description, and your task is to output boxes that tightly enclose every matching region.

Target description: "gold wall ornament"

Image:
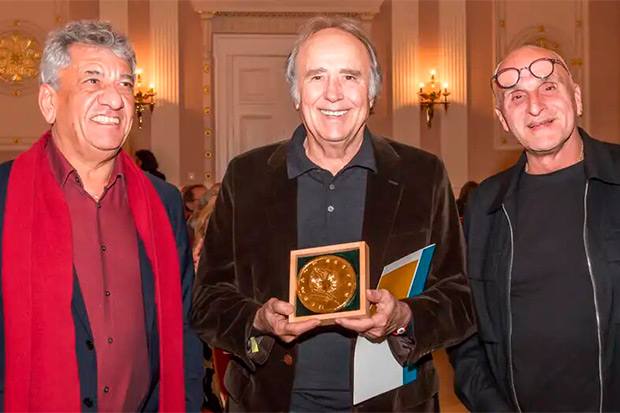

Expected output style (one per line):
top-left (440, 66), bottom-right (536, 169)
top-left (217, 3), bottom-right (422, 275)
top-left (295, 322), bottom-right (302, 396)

top-left (203, 65), bottom-right (210, 73)
top-left (204, 151), bottom-right (212, 158)
top-left (205, 172), bottom-right (212, 180)
top-left (203, 86), bottom-right (210, 94)
top-left (537, 25), bottom-right (545, 32)
top-left (204, 107), bottom-right (211, 115)
top-left (13, 89), bottom-right (20, 96)
top-left (0, 30), bottom-right (42, 84)
top-left (203, 129), bottom-right (212, 137)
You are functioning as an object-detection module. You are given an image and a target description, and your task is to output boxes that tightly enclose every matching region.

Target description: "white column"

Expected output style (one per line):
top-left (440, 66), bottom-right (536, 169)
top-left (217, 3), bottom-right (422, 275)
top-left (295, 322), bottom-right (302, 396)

top-left (99, 0), bottom-right (128, 34)
top-left (150, 0), bottom-right (180, 185)
top-left (391, 0), bottom-right (420, 147)
top-left (439, 0), bottom-right (468, 191)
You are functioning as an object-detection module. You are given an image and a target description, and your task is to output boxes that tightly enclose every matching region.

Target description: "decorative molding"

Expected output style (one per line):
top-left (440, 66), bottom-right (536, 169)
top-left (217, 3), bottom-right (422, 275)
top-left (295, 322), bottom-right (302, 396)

top-left (201, 16), bottom-right (214, 185)
top-left (439, 0), bottom-right (468, 190)
top-left (391, 0), bottom-right (420, 148)
top-left (204, 11), bottom-right (367, 18)
top-left (0, 19), bottom-right (45, 97)
top-left (191, 0), bottom-right (383, 15)
top-left (150, 0), bottom-right (181, 184)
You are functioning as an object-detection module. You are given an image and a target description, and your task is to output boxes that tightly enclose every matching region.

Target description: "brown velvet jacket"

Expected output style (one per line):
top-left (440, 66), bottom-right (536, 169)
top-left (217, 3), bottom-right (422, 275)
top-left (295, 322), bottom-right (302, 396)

top-left (191, 129), bottom-right (475, 412)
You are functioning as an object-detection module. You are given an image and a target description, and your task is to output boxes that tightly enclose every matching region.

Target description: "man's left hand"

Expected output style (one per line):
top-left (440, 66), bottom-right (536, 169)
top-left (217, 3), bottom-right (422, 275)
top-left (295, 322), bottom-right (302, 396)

top-left (335, 289), bottom-right (412, 340)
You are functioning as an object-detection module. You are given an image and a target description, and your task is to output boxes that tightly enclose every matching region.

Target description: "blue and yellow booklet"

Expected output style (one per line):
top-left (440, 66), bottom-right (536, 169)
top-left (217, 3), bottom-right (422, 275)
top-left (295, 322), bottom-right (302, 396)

top-left (353, 244), bottom-right (435, 405)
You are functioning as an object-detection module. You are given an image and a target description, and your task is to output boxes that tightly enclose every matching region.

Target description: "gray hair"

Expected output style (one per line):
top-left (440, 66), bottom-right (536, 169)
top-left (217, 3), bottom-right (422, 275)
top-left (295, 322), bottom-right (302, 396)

top-left (40, 20), bottom-right (136, 89)
top-left (285, 16), bottom-right (382, 104)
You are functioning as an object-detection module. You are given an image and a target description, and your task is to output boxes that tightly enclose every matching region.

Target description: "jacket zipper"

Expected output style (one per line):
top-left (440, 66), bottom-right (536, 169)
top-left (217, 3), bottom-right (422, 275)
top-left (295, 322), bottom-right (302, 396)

top-left (501, 204), bottom-right (522, 412)
top-left (583, 181), bottom-right (603, 412)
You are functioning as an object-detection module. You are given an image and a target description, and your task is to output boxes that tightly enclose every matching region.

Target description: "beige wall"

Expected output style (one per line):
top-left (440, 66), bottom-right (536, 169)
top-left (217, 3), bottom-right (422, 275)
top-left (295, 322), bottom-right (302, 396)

top-left (127, 0), bottom-right (152, 153)
top-left (466, 0), bottom-right (521, 183)
top-left (368, 0), bottom-right (393, 138)
top-left (179, 0), bottom-right (205, 185)
top-left (588, 0), bottom-right (620, 144)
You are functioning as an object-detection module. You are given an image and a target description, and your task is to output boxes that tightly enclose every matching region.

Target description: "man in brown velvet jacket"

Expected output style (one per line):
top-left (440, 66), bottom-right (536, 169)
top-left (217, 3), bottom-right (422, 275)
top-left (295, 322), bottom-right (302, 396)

top-left (191, 16), bottom-right (475, 412)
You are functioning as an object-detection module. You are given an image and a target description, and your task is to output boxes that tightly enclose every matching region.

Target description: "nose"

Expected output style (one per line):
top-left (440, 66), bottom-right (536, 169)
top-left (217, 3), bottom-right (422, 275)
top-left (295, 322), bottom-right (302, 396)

top-left (98, 84), bottom-right (124, 110)
top-left (527, 89), bottom-right (546, 117)
top-left (323, 77), bottom-right (343, 102)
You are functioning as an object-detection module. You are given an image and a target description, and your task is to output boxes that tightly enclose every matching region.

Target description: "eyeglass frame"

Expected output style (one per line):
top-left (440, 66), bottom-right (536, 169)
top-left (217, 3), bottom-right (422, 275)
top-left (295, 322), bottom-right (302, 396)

top-left (491, 57), bottom-right (569, 89)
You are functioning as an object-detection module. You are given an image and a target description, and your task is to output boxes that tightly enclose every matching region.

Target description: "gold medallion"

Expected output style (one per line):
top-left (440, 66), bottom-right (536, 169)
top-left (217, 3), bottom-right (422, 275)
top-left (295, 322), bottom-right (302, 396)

top-left (297, 255), bottom-right (357, 313)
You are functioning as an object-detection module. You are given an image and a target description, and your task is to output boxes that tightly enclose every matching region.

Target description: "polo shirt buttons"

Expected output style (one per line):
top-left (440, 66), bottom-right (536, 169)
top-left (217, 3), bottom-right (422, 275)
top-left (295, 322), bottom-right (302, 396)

top-left (101, 245), bottom-right (106, 252)
top-left (107, 337), bottom-right (113, 344)
top-left (327, 205), bottom-right (334, 213)
top-left (283, 354), bottom-right (293, 366)
top-left (103, 386), bottom-right (110, 393)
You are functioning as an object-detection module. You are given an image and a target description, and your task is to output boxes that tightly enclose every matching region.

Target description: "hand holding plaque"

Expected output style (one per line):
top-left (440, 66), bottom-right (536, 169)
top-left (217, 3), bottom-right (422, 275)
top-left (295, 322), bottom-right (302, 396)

top-left (289, 241), bottom-right (370, 324)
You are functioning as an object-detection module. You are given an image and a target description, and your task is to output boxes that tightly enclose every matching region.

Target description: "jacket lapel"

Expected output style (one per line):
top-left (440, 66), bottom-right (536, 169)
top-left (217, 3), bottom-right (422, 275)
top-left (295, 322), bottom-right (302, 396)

top-left (263, 141), bottom-right (298, 299)
top-left (362, 135), bottom-right (404, 288)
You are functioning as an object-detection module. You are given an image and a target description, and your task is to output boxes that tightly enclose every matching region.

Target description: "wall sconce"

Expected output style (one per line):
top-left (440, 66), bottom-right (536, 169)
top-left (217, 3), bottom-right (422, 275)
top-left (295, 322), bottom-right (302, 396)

top-left (418, 69), bottom-right (450, 128)
top-left (134, 68), bottom-right (156, 129)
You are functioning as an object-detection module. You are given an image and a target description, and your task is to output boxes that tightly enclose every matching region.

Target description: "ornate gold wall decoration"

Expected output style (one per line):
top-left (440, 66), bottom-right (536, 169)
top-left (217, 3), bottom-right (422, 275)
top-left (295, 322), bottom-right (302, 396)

top-left (0, 30), bottom-right (41, 83)
top-left (0, 24), bottom-right (42, 97)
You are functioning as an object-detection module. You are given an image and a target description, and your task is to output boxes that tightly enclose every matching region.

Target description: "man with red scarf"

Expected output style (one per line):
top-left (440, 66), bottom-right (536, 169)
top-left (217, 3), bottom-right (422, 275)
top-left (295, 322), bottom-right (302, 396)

top-left (0, 21), bottom-right (202, 411)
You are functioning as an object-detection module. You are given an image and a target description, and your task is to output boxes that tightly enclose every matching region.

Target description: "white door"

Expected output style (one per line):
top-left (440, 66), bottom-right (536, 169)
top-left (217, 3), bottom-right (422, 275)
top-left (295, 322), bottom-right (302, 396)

top-left (214, 34), bottom-right (301, 180)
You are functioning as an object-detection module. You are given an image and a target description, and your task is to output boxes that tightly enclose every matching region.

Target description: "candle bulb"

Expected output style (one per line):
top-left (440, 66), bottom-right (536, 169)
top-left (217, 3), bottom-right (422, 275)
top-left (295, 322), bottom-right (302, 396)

top-left (419, 82), bottom-right (424, 93)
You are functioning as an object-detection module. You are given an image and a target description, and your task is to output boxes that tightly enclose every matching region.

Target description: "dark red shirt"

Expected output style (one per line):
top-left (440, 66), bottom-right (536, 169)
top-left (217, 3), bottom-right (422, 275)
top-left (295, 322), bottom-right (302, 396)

top-left (46, 138), bottom-right (149, 411)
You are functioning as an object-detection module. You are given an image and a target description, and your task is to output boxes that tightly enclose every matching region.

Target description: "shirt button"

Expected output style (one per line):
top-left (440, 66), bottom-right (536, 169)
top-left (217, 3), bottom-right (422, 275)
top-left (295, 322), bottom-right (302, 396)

top-left (101, 245), bottom-right (106, 251)
top-left (105, 290), bottom-right (111, 297)
top-left (327, 205), bottom-right (334, 212)
top-left (283, 354), bottom-right (293, 366)
top-left (329, 184), bottom-right (335, 190)
top-left (74, 176), bottom-right (80, 183)
top-left (108, 337), bottom-right (113, 344)
top-left (103, 386), bottom-right (110, 393)
top-left (96, 202), bottom-right (101, 208)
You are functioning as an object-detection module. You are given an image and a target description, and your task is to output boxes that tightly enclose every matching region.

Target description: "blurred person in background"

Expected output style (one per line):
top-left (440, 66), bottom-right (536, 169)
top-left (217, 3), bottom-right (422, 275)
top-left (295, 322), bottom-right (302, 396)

top-left (135, 148), bottom-right (166, 181)
top-left (182, 184), bottom-right (207, 221)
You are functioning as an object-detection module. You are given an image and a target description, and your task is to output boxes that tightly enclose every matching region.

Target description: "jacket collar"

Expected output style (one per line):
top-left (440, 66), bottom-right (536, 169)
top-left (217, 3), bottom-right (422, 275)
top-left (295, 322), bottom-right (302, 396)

top-left (487, 128), bottom-right (620, 213)
top-left (266, 125), bottom-right (394, 176)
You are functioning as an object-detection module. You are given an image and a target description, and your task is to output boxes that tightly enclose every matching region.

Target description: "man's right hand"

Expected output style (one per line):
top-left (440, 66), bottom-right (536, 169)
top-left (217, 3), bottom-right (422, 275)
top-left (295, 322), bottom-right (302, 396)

top-left (253, 298), bottom-right (320, 343)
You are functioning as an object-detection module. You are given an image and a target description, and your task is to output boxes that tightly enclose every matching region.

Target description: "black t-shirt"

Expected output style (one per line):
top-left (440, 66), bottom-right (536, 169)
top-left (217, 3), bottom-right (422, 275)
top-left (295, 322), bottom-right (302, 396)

top-left (511, 161), bottom-right (599, 412)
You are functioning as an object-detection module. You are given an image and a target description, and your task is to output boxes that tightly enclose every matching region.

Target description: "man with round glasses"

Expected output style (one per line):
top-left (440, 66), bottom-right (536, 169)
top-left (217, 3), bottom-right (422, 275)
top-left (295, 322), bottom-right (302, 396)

top-left (450, 45), bottom-right (620, 411)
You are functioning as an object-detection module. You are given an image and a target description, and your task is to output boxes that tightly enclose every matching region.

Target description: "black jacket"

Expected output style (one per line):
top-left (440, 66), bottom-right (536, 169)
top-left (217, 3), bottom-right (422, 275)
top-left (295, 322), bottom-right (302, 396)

top-left (450, 129), bottom-right (620, 412)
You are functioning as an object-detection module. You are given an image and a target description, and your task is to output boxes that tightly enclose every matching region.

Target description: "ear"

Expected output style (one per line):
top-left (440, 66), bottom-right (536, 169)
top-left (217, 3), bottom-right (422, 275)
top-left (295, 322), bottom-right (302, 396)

top-left (495, 107), bottom-right (510, 133)
top-left (38, 84), bottom-right (57, 125)
top-left (573, 83), bottom-right (583, 116)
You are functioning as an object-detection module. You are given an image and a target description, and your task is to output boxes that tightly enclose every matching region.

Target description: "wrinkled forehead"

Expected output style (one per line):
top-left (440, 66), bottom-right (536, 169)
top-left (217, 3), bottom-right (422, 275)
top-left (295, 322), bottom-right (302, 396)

top-left (496, 47), bottom-right (562, 74)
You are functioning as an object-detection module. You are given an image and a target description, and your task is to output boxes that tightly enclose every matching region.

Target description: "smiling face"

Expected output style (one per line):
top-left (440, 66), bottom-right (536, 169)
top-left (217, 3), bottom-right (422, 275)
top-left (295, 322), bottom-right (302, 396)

top-left (39, 43), bottom-right (135, 162)
top-left (295, 28), bottom-right (373, 147)
top-left (494, 47), bottom-right (582, 154)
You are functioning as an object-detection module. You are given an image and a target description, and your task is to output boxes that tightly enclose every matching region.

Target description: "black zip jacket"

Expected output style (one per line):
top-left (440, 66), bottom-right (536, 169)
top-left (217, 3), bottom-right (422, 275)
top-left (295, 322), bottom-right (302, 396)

top-left (450, 129), bottom-right (620, 412)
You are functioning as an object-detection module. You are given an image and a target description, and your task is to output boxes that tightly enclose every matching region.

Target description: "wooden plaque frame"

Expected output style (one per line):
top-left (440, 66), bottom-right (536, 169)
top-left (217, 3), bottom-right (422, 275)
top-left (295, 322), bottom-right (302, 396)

top-left (289, 241), bottom-right (369, 325)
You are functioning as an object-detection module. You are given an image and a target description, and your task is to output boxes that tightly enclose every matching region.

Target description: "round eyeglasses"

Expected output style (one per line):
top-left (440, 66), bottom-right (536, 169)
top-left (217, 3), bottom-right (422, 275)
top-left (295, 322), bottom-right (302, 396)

top-left (492, 57), bottom-right (569, 89)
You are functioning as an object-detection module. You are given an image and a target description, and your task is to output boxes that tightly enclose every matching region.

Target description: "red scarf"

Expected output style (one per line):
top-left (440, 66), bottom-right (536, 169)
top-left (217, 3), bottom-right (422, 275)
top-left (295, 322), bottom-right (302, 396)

top-left (2, 131), bottom-right (185, 411)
